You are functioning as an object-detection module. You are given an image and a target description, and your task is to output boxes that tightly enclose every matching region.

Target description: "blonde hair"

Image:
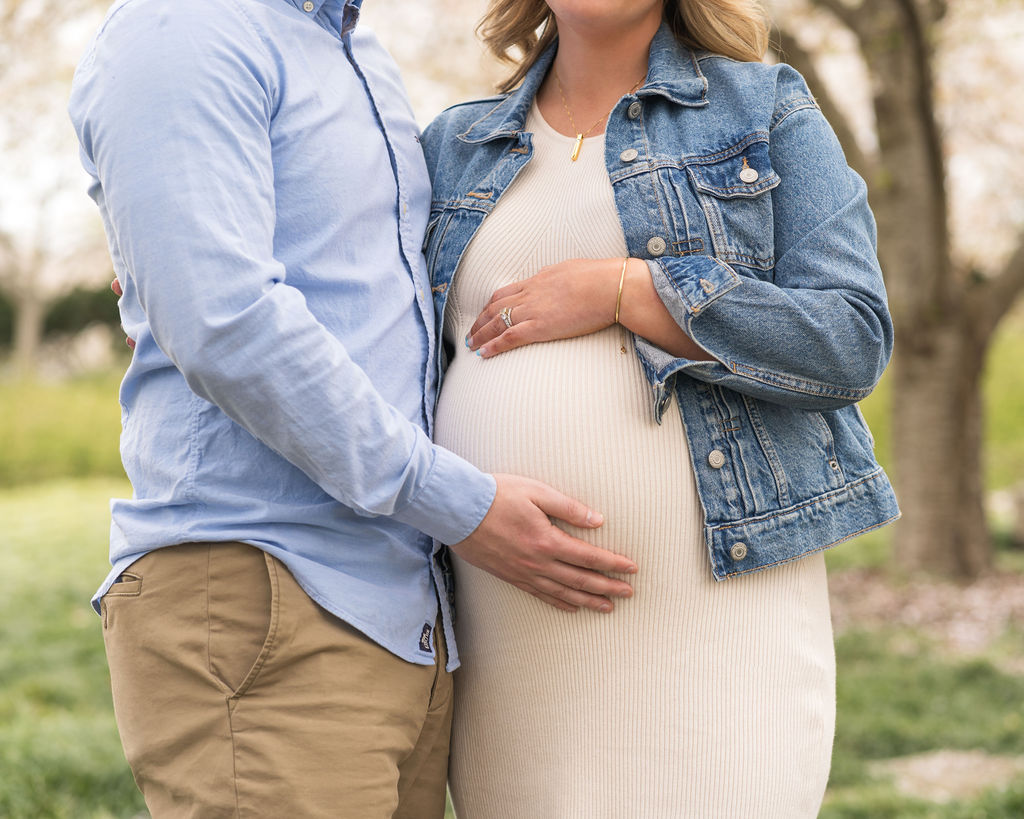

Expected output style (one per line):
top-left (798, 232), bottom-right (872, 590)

top-left (479, 0), bottom-right (770, 92)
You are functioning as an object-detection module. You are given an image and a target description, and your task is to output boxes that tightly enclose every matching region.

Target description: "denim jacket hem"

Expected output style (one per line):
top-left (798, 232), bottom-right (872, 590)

top-left (704, 468), bottom-right (900, 579)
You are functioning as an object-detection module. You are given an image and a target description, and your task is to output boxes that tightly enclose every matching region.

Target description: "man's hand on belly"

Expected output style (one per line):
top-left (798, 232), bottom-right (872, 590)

top-left (451, 474), bottom-right (637, 612)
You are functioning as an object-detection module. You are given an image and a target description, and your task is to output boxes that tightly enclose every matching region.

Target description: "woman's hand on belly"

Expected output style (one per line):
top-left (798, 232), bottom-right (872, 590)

top-left (451, 473), bottom-right (637, 613)
top-left (466, 257), bottom-right (713, 361)
top-left (466, 257), bottom-right (621, 357)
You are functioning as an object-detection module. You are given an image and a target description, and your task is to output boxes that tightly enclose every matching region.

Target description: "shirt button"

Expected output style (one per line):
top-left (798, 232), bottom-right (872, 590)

top-left (699, 278), bottom-right (715, 294)
top-left (730, 542), bottom-right (748, 561)
top-left (646, 236), bottom-right (667, 256)
top-left (708, 450), bottom-right (726, 469)
top-left (627, 100), bottom-right (643, 120)
top-left (619, 148), bottom-right (639, 162)
top-left (302, 0), bottom-right (314, 10)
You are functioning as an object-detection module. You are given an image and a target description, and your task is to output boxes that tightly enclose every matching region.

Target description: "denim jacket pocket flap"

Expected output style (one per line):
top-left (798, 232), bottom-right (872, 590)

top-left (687, 139), bottom-right (780, 199)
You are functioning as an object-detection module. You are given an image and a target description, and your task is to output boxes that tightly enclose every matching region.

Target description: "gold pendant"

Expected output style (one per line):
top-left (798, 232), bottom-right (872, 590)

top-left (571, 133), bottom-right (583, 162)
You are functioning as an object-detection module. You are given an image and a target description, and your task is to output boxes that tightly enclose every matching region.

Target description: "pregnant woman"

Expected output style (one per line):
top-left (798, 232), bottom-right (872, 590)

top-left (424, 0), bottom-right (899, 816)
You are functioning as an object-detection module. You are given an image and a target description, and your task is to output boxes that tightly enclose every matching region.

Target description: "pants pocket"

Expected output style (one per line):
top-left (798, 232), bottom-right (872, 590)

top-left (206, 544), bottom-right (280, 699)
top-left (100, 570), bottom-right (143, 629)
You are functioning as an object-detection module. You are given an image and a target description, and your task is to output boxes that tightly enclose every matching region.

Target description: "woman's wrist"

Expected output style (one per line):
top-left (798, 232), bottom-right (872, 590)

top-left (615, 258), bottom-right (647, 329)
top-left (614, 258), bottom-right (629, 324)
top-left (614, 257), bottom-right (713, 360)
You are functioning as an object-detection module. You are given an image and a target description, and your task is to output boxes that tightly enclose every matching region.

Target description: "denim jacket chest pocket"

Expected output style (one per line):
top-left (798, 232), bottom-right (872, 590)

top-left (680, 135), bottom-right (780, 276)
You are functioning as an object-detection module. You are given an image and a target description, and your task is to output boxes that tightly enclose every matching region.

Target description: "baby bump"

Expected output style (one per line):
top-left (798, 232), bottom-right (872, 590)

top-left (433, 328), bottom-right (702, 562)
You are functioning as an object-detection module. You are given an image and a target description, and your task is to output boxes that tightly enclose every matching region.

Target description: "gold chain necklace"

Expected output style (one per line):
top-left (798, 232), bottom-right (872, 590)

top-left (554, 69), bottom-right (646, 161)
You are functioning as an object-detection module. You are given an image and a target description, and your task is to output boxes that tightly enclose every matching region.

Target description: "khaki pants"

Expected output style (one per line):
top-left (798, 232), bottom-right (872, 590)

top-left (101, 542), bottom-right (453, 819)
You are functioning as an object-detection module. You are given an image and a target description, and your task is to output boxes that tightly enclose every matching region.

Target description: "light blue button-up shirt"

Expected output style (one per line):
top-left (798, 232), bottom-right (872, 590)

top-left (68, 0), bottom-right (496, 668)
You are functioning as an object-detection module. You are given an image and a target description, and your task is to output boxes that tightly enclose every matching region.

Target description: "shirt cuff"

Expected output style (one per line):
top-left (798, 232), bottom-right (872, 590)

top-left (392, 445), bottom-right (497, 545)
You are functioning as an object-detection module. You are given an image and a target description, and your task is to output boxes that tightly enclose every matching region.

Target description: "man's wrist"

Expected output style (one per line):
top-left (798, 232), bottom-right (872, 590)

top-left (391, 447), bottom-right (497, 544)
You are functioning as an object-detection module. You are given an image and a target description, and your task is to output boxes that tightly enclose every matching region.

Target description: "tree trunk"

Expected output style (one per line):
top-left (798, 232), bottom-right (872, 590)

top-left (891, 319), bottom-right (991, 576)
top-left (785, 0), bottom-right (1009, 579)
top-left (11, 290), bottom-right (44, 377)
top-left (1013, 482), bottom-right (1024, 549)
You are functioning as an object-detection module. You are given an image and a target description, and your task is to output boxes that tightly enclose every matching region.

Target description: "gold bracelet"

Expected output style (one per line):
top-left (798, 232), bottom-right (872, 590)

top-left (614, 257), bottom-right (628, 324)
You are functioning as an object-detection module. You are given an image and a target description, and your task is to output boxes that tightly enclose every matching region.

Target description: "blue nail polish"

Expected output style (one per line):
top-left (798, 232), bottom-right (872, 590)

top-left (464, 335), bottom-right (471, 347)
top-left (475, 350), bottom-right (482, 357)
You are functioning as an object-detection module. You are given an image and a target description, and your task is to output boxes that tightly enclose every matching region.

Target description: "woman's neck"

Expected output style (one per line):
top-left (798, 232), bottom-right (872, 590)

top-left (537, 11), bottom-right (661, 139)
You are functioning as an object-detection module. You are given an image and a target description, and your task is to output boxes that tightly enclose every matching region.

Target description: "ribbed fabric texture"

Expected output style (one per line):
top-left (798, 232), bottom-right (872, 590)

top-left (434, 103), bottom-right (836, 819)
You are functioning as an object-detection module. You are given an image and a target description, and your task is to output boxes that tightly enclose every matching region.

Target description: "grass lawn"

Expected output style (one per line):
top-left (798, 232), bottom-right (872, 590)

top-left (823, 628), bottom-right (1024, 817)
top-left (0, 371), bottom-right (126, 487)
top-left (0, 478), bottom-right (144, 819)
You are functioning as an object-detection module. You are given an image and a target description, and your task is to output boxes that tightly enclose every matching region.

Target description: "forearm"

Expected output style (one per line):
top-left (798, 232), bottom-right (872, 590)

top-left (616, 258), bottom-right (715, 361)
top-left (468, 255), bottom-right (714, 361)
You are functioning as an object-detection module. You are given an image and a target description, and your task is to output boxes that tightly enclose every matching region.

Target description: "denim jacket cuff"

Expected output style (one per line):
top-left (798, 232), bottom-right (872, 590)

top-left (646, 256), bottom-right (740, 324)
top-left (634, 335), bottom-right (731, 422)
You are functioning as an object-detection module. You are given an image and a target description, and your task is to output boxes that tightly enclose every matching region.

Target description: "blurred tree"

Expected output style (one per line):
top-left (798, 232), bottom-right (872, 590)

top-left (0, 0), bottom-right (108, 375)
top-left (0, 288), bottom-right (13, 347)
top-left (772, 0), bottom-right (1024, 577)
top-left (361, 0), bottom-right (501, 122)
top-left (44, 284), bottom-right (119, 337)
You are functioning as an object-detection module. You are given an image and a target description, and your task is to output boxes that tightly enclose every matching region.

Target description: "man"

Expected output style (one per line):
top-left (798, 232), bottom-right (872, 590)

top-left (68, 0), bottom-right (636, 816)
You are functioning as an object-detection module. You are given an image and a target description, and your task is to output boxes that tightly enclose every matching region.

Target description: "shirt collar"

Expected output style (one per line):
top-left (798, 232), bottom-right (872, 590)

top-left (286, 0), bottom-right (362, 33)
top-left (458, 23), bottom-right (708, 145)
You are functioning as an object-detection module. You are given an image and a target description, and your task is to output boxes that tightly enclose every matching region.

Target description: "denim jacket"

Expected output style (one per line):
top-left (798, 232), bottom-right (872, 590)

top-left (421, 25), bottom-right (900, 579)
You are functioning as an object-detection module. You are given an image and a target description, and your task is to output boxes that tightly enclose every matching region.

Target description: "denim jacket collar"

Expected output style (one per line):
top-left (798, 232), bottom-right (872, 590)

top-left (458, 23), bottom-right (708, 145)
top-left (642, 25), bottom-right (709, 107)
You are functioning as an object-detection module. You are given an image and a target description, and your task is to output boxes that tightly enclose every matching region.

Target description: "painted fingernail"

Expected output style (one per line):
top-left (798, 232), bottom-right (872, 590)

top-left (478, 347), bottom-right (487, 357)
top-left (464, 334), bottom-right (471, 347)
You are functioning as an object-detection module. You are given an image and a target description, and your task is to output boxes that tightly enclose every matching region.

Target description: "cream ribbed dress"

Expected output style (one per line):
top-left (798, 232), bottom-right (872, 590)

top-left (434, 103), bottom-right (836, 819)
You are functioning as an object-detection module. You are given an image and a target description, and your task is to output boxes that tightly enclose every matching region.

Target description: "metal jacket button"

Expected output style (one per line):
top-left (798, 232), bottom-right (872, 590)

top-left (708, 450), bottom-right (725, 469)
top-left (647, 236), bottom-right (667, 256)
top-left (620, 148), bottom-right (639, 162)
top-left (729, 542), bottom-right (748, 561)
top-left (739, 157), bottom-right (759, 183)
top-left (627, 101), bottom-right (643, 120)
top-left (302, 0), bottom-right (314, 10)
